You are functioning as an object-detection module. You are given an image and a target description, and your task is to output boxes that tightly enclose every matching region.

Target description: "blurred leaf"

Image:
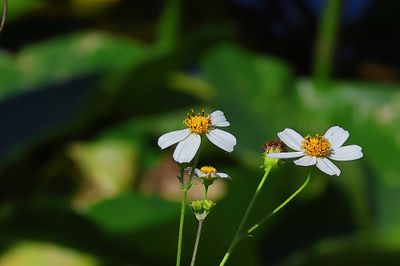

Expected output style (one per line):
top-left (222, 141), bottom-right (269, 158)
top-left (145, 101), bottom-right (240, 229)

top-left (298, 80), bottom-right (400, 230)
top-left (0, 241), bottom-right (98, 266)
top-left (201, 43), bottom-right (295, 166)
top-left (0, 31), bottom-right (149, 99)
top-left (201, 44), bottom-right (400, 233)
top-left (167, 72), bottom-right (214, 100)
top-left (7, 0), bottom-right (44, 20)
top-left (279, 233), bottom-right (400, 266)
top-left (84, 192), bottom-right (179, 234)
top-left (156, 0), bottom-right (181, 52)
top-left (199, 44), bottom-right (400, 265)
top-left (69, 140), bottom-right (138, 208)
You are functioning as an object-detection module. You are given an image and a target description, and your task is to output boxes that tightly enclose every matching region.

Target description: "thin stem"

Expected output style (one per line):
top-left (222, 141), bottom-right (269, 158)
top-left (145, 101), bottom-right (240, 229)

top-left (204, 185), bottom-right (209, 199)
top-left (0, 0), bottom-right (7, 32)
top-left (176, 189), bottom-right (187, 266)
top-left (219, 167), bottom-right (272, 266)
top-left (246, 173), bottom-right (311, 236)
top-left (190, 219), bottom-right (204, 266)
top-left (179, 167), bottom-right (185, 187)
top-left (176, 153), bottom-right (200, 266)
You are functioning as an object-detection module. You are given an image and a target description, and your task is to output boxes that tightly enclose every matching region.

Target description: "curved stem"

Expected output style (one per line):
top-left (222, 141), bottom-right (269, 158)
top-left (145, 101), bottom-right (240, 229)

top-left (190, 219), bottom-right (204, 266)
top-left (247, 173), bottom-right (311, 236)
top-left (0, 0), bottom-right (7, 32)
top-left (176, 153), bottom-right (200, 266)
top-left (219, 167), bottom-right (272, 266)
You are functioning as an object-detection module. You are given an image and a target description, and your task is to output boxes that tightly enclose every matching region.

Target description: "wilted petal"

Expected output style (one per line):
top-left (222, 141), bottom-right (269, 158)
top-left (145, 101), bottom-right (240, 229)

top-left (210, 110), bottom-right (230, 127)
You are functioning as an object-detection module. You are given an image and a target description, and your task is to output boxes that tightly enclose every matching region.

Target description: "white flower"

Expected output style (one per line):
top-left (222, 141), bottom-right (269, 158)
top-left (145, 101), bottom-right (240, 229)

top-left (268, 126), bottom-right (363, 176)
top-left (157, 110), bottom-right (237, 163)
top-left (189, 166), bottom-right (231, 180)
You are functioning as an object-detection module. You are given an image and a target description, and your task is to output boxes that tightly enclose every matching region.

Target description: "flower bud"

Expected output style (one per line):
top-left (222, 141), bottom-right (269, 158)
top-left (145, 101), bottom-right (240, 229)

top-left (190, 199), bottom-right (215, 220)
top-left (262, 139), bottom-right (287, 169)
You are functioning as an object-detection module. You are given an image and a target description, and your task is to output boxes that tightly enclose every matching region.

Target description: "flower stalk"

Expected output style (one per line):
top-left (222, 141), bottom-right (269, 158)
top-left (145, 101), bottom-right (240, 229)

top-left (247, 173), bottom-right (311, 236)
top-left (190, 219), bottom-right (204, 266)
top-left (189, 200), bottom-right (215, 265)
top-left (219, 166), bottom-right (272, 266)
top-left (176, 152), bottom-right (200, 266)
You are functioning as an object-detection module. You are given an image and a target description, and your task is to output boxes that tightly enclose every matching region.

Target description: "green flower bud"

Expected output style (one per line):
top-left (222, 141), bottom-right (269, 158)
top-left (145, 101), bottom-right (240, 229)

top-left (190, 199), bottom-right (215, 220)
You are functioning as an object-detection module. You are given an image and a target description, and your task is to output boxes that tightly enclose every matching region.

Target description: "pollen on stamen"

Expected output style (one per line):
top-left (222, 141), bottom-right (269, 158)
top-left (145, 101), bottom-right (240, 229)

top-left (184, 110), bottom-right (211, 135)
top-left (301, 134), bottom-right (331, 157)
top-left (200, 166), bottom-right (217, 175)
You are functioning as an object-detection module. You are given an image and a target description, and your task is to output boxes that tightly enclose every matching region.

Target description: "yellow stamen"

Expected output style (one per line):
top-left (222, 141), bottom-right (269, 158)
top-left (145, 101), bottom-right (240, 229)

top-left (184, 110), bottom-right (211, 135)
top-left (200, 166), bottom-right (217, 175)
top-left (301, 134), bottom-right (331, 157)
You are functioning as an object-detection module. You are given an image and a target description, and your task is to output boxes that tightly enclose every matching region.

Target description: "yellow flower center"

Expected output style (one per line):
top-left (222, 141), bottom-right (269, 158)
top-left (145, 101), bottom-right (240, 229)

top-left (184, 111), bottom-right (211, 135)
top-left (301, 134), bottom-right (331, 157)
top-left (200, 166), bottom-right (217, 175)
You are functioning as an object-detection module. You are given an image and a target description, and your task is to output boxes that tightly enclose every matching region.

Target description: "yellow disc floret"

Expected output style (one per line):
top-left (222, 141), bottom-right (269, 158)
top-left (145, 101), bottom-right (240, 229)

top-left (301, 134), bottom-right (331, 157)
top-left (184, 110), bottom-right (211, 135)
top-left (200, 166), bottom-right (217, 175)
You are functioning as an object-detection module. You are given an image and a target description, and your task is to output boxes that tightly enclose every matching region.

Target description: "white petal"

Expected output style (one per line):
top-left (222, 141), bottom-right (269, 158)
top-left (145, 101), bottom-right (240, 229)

top-left (185, 167), bottom-right (203, 177)
top-left (194, 168), bottom-right (207, 177)
top-left (215, 172), bottom-right (231, 180)
top-left (324, 126), bottom-right (349, 148)
top-left (210, 110), bottom-right (230, 127)
top-left (267, 151), bottom-right (304, 159)
top-left (316, 158), bottom-right (341, 176)
top-left (294, 156), bottom-right (317, 166)
top-left (173, 133), bottom-right (201, 163)
top-left (329, 145), bottom-right (363, 161)
top-left (158, 129), bottom-right (190, 149)
top-left (206, 129), bottom-right (237, 152)
top-left (277, 128), bottom-right (304, 151)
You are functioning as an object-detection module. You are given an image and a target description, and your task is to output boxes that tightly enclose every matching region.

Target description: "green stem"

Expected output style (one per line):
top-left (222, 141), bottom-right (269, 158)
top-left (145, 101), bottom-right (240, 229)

top-left (246, 173), bottom-right (311, 236)
top-left (204, 186), bottom-right (209, 200)
top-left (176, 153), bottom-right (200, 266)
top-left (313, 0), bottom-right (341, 84)
top-left (219, 167), bottom-right (272, 266)
top-left (176, 189), bottom-right (187, 266)
top-left (190, 219), bottom-right (204, 266)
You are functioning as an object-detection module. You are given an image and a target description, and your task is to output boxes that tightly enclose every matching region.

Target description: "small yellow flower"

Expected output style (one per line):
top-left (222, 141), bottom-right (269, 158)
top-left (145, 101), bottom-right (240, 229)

top-left (188, 166), bottom-right (231, 180)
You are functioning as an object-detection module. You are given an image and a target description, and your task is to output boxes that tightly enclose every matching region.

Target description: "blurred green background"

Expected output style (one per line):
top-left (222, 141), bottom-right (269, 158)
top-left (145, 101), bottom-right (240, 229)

top-left (1, 0), bottom-right (400, 265)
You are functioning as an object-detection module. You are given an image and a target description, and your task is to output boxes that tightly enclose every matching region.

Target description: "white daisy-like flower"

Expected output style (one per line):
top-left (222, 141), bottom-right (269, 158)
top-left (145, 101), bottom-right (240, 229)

top-left (157, 110), bottom-right (237, 163)
top-left (190, 166), bottom-right (231, 181)
top-left (268, 126), bottom-right (363, 176)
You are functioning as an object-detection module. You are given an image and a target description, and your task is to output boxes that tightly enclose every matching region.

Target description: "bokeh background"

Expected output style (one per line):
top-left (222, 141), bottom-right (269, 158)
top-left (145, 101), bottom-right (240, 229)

top-left (1, 0), bottom-right (400, 265)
